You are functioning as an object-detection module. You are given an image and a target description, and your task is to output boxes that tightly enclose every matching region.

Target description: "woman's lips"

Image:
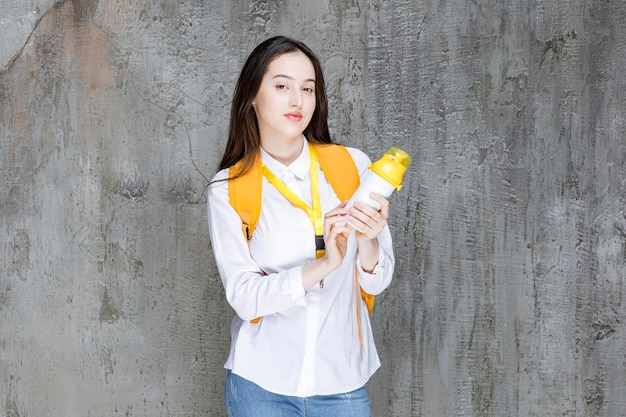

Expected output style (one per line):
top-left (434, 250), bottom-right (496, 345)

top-left (284, 112), bottom-right (303, 122)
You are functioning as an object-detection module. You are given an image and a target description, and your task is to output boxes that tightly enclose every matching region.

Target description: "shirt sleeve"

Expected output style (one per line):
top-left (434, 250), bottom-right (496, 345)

top-left (206, 170), bottom-right (306, 321)
top-left (355, 225), bottom-right (394, 295)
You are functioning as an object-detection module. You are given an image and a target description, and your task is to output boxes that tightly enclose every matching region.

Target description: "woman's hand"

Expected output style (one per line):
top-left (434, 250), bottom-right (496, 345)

top-left (322, 201), bottom-right (351, 269)
top-left (348, 194), bottom-right (389, 241)
top-left (348, 193), bottom-right (389, 272)
top-left (301, 201), bottom-right (351, 291)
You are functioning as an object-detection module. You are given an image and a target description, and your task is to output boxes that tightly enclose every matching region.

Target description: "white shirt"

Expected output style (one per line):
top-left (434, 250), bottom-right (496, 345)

top-left (206, 138), bottom-right (395, 397)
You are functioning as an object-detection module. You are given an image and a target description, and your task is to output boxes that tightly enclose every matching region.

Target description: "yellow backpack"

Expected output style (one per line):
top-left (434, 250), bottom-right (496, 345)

top-left (228, 143), bottom-right (375, 323)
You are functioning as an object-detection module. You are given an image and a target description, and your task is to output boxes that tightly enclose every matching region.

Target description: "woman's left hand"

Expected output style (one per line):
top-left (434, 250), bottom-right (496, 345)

top-left (347, 193), bottom-right (389, 273)
top-left (348, 193), bottom-right (389, 242)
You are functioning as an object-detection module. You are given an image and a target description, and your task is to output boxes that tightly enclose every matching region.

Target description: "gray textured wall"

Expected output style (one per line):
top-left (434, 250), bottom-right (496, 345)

top-left (1, 0), bottom-right (625, 416)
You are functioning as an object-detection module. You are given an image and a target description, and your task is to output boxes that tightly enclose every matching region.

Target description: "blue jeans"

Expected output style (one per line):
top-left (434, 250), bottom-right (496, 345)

top-left (225, 371), bottom-right (373, 417)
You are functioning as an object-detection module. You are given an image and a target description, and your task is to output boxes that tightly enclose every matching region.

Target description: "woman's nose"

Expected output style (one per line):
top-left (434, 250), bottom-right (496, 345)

top-left (289, 89), bottom-right (303, 107)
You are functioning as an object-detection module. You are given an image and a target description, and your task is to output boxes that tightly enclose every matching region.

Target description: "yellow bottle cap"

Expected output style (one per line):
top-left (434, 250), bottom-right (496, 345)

top-left (369, 147), bottom-right (411, 190)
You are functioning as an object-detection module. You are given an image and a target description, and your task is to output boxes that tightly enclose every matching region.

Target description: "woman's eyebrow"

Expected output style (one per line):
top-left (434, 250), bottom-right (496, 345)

top-left (272, 74), bottom-right (316, 83)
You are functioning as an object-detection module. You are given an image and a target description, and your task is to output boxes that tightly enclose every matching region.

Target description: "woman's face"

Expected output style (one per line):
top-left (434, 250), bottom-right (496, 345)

top-left (253, 51), bottom-right (316, 146)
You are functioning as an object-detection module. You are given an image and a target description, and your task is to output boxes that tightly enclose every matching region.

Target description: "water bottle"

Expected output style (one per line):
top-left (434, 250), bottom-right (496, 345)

top-left (344, 147), bottom-right (411, 231)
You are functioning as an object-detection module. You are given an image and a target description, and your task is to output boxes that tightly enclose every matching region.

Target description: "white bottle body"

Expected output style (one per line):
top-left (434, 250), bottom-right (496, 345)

top-left (348, 170), bottom-right (396, 210)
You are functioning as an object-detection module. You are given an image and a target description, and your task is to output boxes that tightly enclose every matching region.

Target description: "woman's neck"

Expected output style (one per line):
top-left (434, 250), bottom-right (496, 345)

top-left (261, 135), bottom-right (304, 165)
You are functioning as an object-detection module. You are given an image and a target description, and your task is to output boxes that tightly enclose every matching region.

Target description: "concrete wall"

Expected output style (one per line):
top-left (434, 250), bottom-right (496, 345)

top-left (1, 0), bottom-right (625, 416)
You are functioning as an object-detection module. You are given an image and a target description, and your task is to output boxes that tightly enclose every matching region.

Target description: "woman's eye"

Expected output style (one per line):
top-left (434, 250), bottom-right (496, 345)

top-left (276, 84), bottom-right (287, 90)
top-left (303, 87), bottom-right (314, 93)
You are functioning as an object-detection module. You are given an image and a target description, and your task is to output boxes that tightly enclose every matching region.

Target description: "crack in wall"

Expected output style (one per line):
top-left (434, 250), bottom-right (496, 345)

top-left (0, 0), bottom-right (98, 74)
top-left (1, 0), bottom-right (211, 199)
top-left (0, 6), bottom-right (49, 75)
top-left (91, 12), bottom-right (213, 192)
top-left (120, 61), bottom-right (211, 190)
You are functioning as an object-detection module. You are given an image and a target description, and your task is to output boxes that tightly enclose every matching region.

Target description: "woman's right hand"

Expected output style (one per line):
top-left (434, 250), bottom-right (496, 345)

top-left (301, 201), bottom-right (351, 291)
top-left (322, 201), bottom-right (351, 269)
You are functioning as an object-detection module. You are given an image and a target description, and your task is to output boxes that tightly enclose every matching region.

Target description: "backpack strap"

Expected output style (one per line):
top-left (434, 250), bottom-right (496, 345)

top-left (228, 157), bottom-right (263, 324)
top-left (313, 144), bottom-right (360, 202)
top-left (228, 156), bottom-right (263, 240)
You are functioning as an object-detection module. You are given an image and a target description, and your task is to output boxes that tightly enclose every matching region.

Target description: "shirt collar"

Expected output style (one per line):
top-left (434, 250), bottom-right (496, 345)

top-left (260, 136), bottom-right (310, 180)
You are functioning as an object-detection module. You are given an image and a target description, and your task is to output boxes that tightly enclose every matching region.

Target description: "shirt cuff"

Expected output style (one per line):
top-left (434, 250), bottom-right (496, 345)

top-left (356, 245), bottom-right (386, 275)
top-left (288, 266), bottom-right (306, 300)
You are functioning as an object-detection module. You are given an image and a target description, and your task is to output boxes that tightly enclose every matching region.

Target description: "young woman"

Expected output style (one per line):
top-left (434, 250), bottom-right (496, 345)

top-left (207, 36), bottom-right (395, 417)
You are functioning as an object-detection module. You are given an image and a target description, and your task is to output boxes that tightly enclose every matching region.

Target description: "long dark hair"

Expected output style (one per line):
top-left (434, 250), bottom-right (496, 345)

top-left (217, 36), bottom-right (332, 177)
